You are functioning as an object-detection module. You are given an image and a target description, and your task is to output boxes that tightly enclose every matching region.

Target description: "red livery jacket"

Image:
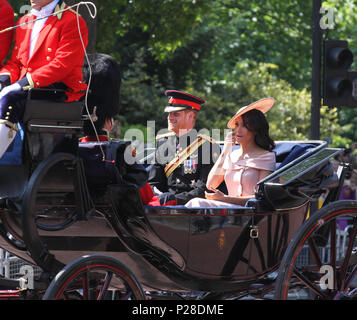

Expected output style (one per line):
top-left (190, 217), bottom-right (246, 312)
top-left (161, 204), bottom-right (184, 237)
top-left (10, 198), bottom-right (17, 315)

top-left (0, 0), bottom-right (14, 65)
top-left (0, 2), bottom-right (88, 102)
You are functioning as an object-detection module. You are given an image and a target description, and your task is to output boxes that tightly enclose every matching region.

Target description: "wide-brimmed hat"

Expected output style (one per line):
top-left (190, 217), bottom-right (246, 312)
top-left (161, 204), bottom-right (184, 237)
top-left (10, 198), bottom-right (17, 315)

top-left (227, 97), bottom-right (275, 129)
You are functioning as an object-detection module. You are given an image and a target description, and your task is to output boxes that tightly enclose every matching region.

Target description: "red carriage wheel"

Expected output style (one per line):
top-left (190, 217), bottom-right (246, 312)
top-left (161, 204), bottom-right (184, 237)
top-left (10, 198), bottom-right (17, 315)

top-left (274, 200), bottom-right (357, 300)
top-left (43, 254), bottom-right (145, 300)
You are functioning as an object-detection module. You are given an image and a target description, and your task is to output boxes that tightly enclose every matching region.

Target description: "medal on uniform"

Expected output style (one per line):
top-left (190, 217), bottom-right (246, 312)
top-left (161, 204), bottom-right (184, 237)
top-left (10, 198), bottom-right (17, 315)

top-left (184, 159), bottom-right (191, 174)
top-left (184, 159), bottom-right (197, 174)
top-left (192, 159), bottom-right (197, 173)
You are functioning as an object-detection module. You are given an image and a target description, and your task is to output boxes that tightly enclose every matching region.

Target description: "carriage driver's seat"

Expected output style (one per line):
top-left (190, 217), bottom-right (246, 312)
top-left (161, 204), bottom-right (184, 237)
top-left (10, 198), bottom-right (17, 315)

top-left (22, 88), bottom-right (84, 163)
top-left (0, 88), bottom-right (85, 200)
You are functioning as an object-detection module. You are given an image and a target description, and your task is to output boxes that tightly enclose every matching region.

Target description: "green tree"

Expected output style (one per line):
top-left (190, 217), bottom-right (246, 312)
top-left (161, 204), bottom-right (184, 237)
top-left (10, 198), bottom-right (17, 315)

top-left (194, 0), bottom-right (313, 90)
top-left (191, 62), bottom-right (346, 146)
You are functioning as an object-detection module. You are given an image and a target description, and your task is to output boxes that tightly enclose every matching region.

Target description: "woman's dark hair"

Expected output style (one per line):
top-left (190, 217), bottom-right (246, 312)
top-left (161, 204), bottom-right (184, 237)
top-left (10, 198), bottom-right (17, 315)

top-left (242, 109), bottom-right (275, 151)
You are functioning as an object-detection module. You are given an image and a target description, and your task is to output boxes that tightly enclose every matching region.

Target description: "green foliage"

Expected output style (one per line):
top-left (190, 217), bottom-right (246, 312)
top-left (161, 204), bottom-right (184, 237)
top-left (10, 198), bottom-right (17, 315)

top-left (96, 0), bottom-right (210, 65)
top-left (119, 60), bottom-right (347, 147)
top-left (193, 62), bottom-right (345, 145)
top-left (197, 0), bottom-right (313, 90)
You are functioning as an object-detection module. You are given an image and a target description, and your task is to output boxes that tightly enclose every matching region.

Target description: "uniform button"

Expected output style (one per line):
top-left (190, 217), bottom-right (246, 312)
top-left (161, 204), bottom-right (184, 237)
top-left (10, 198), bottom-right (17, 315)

top-left (36, 82), bottom-right (40, 86)
top-left (8, 106), bottom-right (12, 110)
top-left (28, 67), bottom-right (32, 72)
top-left (176, 178), bottom-right (181, 183)
top-left (47, 48), bottom-right (52, 52)
top-left (14, 46), bottom-right (18, 50)
top-left (6, 112), bottom-right (10, 116)
top-left (5, 117), bottom-right (9, 120)
top-left (46, 56), bottom-right (51, 61)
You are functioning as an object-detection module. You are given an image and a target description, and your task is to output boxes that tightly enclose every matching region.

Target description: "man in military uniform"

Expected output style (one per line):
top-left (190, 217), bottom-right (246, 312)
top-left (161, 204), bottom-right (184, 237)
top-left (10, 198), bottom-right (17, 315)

top-left (148, 90), bottom-right (220, 205)
top-left (0, 0), bottom-right (14, 66)
top-left (0, 0), bottom-right (88, 158)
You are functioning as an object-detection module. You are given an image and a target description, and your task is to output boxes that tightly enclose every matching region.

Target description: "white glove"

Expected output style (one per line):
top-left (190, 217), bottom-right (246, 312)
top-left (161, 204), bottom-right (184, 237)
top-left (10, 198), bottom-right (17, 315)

top-left (0, 82), bottom-right (21, 100)
top-left (153, 186), bottom-right (163, 195)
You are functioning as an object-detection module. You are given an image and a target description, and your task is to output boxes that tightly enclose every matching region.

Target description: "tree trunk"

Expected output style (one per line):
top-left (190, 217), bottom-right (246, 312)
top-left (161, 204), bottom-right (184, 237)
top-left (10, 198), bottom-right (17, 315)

top-left (65, 0), bottom-right (97, 53)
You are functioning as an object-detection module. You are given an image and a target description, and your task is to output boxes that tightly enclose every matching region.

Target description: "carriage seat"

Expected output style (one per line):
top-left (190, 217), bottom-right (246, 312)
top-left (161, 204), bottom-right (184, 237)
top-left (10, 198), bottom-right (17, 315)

top-left (22, 89), bottom-right (85, 162)
top-left (273, 142), bottom-right (316, 170)
top-left (22, 89), bottom-right (84, 135)
top-left (0, 97), bottom-right (84, 167)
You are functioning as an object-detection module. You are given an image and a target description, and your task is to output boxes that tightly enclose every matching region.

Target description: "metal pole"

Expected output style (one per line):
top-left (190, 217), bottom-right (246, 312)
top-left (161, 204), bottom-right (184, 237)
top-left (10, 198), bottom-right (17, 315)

top-left (311, 0), bottom-right (322, 140)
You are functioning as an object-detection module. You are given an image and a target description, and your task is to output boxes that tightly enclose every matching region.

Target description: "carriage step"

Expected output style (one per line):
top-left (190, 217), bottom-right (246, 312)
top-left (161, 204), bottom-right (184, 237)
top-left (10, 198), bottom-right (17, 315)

top-left (0, 290), bottom-right (22, 299)
top-left (0, 277), bottom-right (21, 290)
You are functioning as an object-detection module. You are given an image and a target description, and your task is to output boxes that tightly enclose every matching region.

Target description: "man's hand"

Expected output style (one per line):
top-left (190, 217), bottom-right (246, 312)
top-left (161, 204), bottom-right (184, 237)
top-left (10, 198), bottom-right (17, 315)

top-left (0, 82), bottom-right (21, 100)
top-left (153, 186), bottom-right (163, 195)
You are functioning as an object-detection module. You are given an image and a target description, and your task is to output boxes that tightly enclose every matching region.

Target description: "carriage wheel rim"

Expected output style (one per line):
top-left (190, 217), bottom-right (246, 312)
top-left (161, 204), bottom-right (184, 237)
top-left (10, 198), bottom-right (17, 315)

top-left (281, 207), bottom-right (357, 299)
top-left (54, 263), bottom-right (144, 300)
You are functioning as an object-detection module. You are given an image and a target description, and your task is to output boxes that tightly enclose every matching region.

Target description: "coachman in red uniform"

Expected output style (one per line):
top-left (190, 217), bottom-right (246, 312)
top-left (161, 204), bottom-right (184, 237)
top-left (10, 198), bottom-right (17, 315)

top-left (0, 0), bottom-right (14, 66)
top-left (0, 0), bottom-right (88, 158)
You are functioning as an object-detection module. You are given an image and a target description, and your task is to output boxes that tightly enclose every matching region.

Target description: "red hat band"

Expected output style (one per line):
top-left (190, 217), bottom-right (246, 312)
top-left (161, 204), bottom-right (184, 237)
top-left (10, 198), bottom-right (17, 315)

top-left (168, 97), bottom-right (201, 111)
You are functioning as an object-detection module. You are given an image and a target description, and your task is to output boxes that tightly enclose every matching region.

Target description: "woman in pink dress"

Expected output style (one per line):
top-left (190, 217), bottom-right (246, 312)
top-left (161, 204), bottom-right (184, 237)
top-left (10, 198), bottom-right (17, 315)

top-left (185, 98), bottom-right (276, 208)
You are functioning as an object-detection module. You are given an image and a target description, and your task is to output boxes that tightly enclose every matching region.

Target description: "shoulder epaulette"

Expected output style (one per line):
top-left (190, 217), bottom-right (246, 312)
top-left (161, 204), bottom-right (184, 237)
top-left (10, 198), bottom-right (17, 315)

top-left (156, 131), bottom-right (175, 140)
top-left (198, 134), bottom-right (216, 144)
top-left (54, 3), bottom-right (81, 20)
top-left (53, 2), bottom-right (66, 19)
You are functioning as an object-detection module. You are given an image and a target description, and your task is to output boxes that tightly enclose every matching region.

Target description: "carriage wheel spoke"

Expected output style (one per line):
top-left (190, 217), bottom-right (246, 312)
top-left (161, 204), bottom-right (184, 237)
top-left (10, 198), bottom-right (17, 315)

top-left (292, 268), bottom-right (328, 299)
top-left (340, 219), bottom-right (357, 290)
top-left (82, 272), bottom-right (89, 300)
top-left (308, 238), bottom-right (322, 268)
top-left (97, 272), bottom-right (113, 300)
top-left (329, 220), bottom-right (337, 290)
top-left (343, 264), bottom-right (357, 291)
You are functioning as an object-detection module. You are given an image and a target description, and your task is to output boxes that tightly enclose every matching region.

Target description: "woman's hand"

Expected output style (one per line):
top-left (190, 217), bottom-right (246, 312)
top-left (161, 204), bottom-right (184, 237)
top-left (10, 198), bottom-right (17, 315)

top-left (205, 188), bottom-right (226, 201)
top-left (205, 133), bottom-right (234, 189)
top-left (222, 131), bottom-right (235, 153)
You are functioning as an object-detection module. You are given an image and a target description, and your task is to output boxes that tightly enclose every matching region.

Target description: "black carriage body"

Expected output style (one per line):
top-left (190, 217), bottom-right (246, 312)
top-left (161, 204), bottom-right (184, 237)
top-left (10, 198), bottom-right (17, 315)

top-left (0, 104), bottom-right (344, 294)
top-left (0, 186), bottom-right (309, 292)
top-left (143, 204), bottom-right (308, 288)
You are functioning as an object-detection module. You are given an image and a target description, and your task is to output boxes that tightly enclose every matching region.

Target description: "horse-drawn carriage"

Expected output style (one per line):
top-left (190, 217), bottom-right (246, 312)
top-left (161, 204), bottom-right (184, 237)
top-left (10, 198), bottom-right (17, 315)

top-left (0, 82), bottom-right (356, 300)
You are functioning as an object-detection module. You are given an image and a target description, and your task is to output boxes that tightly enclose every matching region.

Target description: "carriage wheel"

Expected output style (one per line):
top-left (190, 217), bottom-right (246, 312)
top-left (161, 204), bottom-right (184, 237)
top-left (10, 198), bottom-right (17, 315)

top-left (22, 152), bottom-right (83, 272)
top-left (274, 200), bottom-right (357, 300)
top-left (43, 255), bottom-right (145, 300)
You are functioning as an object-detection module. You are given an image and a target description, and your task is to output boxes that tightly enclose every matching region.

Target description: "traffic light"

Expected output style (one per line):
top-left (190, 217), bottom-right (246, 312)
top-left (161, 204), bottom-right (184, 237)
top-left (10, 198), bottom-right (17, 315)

top-left (323, 39), bottom-right (357, 107)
